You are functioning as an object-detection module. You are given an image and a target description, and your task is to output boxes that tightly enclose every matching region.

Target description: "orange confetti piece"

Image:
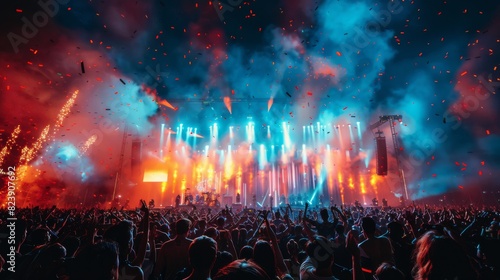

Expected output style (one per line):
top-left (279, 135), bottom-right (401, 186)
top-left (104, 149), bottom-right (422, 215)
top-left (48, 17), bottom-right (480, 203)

top-left (486, 129), bottom-right (490, 135)
top-left (336, 51), bottom-right (342, 56)
top-left (460, 71), bottom-right (467, 76)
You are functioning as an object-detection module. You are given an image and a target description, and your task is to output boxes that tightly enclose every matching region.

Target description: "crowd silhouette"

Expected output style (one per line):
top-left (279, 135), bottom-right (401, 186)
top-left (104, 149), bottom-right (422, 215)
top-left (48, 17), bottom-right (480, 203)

top-left (1, 200), bottom-right (500, 279)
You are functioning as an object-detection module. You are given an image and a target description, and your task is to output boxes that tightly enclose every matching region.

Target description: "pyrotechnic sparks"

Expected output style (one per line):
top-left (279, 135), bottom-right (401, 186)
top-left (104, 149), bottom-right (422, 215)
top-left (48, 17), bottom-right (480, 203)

top-left (16, 125), bottom-right (51, 181)
top-left (49, 90), bottom-right (79, 144)
top-left (20, 125), bottom-right (51, 165)
top-left (79, 134), bottom-right (97, 156)
top-left (0, 125), bottom-right (21, 166)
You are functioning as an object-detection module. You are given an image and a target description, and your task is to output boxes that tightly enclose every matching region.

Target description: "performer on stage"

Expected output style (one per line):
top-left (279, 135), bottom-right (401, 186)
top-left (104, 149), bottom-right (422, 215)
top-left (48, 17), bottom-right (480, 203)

top-left (236, 192), bottom-right (241, 203)
top-left (175, 195), bottom-right (181, 208)
top-left (382, 198), bottom-right (388, 207)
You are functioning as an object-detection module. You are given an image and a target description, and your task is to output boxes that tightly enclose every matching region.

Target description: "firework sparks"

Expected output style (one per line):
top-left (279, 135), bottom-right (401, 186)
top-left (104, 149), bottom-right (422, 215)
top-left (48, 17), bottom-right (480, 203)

top-left (49, 90), bottom-right (79, 144)
top-left (0, 125), bottom-right (21, 166)
top-left (22, 125), bottom-right (51, 164)
top-left (79, 134), bottom-right (97, 156)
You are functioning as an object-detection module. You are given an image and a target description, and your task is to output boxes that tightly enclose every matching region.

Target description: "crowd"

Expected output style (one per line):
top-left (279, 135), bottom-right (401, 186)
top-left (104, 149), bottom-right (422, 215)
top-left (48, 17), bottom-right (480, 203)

top-left (1, 200), bottom-right (499, 280)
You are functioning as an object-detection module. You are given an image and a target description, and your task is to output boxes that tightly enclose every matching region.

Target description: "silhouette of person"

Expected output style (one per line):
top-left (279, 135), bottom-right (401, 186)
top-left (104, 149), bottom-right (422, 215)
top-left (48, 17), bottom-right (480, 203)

top-left (175, 195), bottom-right (181, 208)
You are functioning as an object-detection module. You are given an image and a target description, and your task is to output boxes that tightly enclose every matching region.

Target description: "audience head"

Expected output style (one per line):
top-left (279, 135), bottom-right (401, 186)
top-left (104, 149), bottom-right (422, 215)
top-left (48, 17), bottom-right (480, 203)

top-left (320, 208), bottom-right (329, 221)
top-left (176, 218), bottom-right (191, 236)
top-left (212, 251), bottom-right (234, 277)
top-left (305, 236), bottom-right (334, 270)
top-left (375, 262), bottom-right (405, 280)
top-left (213, 259), bottom-right (271, 280)
top-left (387, 222), bottom-right (405, 240)
top-left (198, 219), bottom-right (207, 229)
top-left (253, 240), bottom-right (276, 278)
top-left (298, 237), bottom-right (309, 251)
top-left (413, 230), bottom-right (477, 280)
top-left (335, 224), bottom-right (345, 236)
top-left (297, 250), bottom-right (308, 263)
top-left (361, 216), bottom-right (377, 236)
top-left (103, 220), bottom-right (134, 260)
top-left (189, 236), bottom-right (217, 272)
top-left (204, 227), bottom-right (219, 240)
top-left (72, 241), bottom-right (119, 280)
top-left (239, 245), bottom-right (253, 260)
top-left (216, 216), bottom-right (226, 228)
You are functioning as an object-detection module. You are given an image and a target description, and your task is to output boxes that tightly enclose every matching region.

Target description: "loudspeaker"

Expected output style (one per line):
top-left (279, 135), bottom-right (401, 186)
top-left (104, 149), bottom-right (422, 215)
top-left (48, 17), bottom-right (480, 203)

top-left (376, 137), bottom-right (388, 175)
top-left (131, 140), bottom-right (142, 181)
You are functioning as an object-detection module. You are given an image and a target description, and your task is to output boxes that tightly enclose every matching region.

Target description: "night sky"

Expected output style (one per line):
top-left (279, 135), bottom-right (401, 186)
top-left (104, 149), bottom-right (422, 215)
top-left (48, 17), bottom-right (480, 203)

top-left (1, 0), bottom-right (499, 206)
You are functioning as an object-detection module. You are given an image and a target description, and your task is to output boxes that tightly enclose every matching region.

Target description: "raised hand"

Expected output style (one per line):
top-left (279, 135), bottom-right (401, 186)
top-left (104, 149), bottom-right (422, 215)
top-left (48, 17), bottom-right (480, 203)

top-left (140, 199), bottom-right (148, 212)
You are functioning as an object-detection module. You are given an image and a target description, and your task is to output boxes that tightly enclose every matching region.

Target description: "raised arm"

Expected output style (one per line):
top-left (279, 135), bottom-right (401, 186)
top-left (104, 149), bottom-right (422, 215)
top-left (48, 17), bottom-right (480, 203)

top-left (346, 230), bottom-right (365, 280)
top-left (264, 211), bottom-right (289, 277)
top-left (132, 200), bottom-right (150, 267)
